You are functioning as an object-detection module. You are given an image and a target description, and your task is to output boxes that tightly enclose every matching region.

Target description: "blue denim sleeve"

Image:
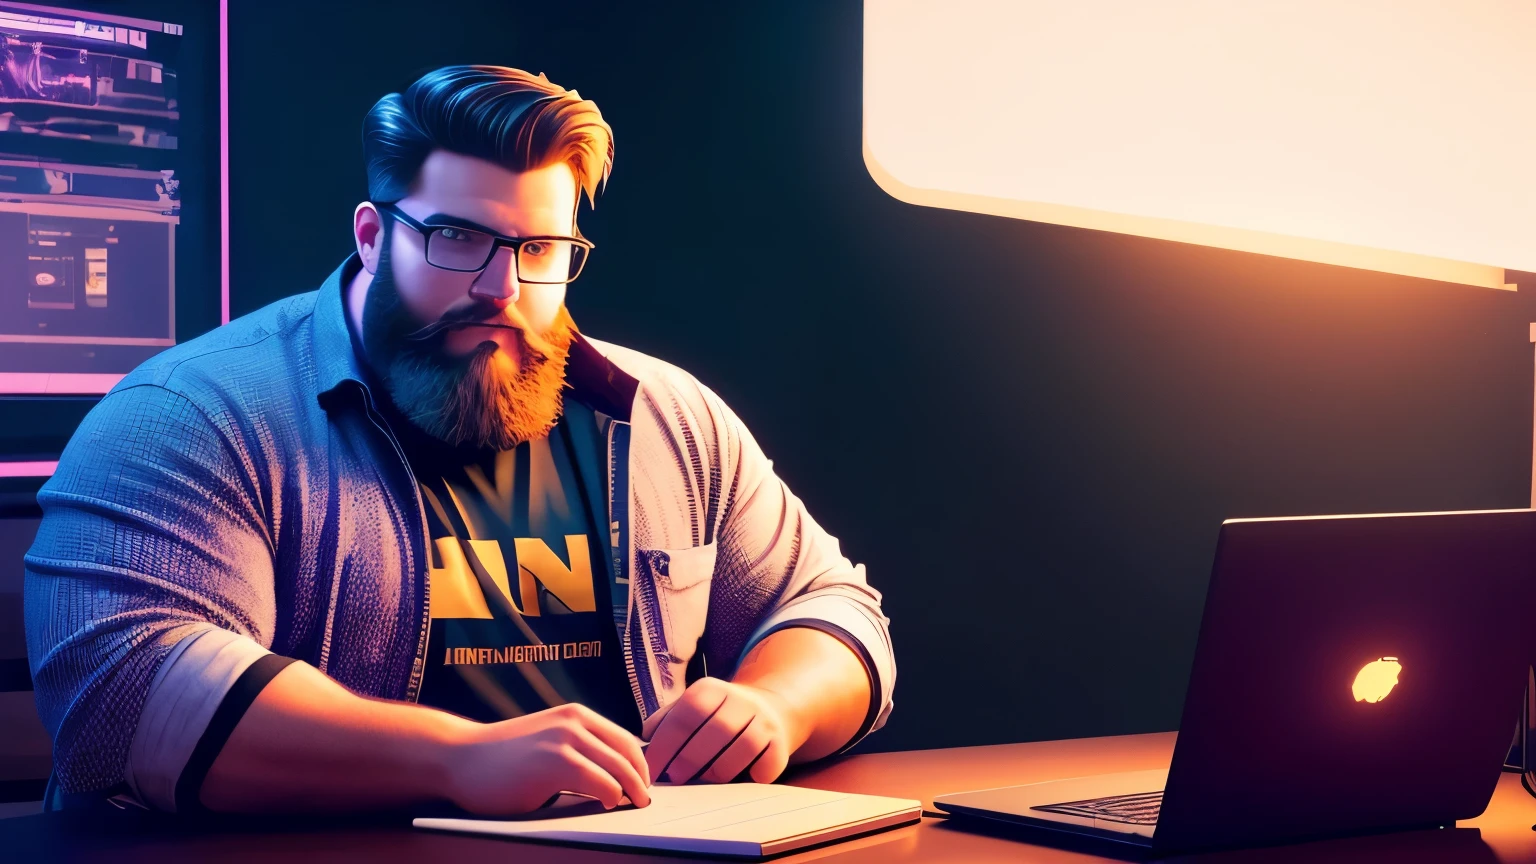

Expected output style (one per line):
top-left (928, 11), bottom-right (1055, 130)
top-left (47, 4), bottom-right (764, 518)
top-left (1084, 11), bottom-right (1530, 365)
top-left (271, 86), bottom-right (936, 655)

top-left (23, 383), bottom-right (276, 795)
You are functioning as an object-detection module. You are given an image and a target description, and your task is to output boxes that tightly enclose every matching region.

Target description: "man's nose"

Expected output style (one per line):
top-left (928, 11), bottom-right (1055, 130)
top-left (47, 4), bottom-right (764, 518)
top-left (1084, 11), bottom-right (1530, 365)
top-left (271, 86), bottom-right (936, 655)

top-left (467, 246), bottom-right (520, 308)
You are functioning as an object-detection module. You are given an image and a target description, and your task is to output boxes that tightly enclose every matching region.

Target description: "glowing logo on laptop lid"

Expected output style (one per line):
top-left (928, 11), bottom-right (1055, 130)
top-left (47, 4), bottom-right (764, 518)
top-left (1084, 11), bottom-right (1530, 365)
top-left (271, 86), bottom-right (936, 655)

top-left (1352, 657), bottom-right (1402, 703)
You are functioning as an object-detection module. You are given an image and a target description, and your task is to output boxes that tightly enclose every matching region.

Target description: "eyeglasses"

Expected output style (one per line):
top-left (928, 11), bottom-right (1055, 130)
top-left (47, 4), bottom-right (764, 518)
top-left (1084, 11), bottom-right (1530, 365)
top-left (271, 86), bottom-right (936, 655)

top-left (376, 202), bottom-right (593, 284)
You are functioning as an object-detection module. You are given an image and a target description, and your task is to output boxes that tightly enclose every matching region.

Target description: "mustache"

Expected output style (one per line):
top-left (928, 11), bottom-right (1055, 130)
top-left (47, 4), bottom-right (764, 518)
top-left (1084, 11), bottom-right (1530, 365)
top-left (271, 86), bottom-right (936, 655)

top-left (403, 304), bottom-right (524, 343)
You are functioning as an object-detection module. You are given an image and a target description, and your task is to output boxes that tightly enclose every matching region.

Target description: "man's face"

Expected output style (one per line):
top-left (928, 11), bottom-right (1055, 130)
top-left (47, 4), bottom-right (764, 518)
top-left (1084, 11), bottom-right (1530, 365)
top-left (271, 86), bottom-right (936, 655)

top-left (356, 150), bottom-right (583, 450)
top-left (388, 150), bottom-right (577, 366)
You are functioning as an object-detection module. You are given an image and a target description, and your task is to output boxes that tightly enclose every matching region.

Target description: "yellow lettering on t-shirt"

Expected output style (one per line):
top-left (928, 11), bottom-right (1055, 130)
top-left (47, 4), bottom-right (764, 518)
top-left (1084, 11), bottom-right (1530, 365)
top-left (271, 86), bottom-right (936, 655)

top-left (429, 537), bottom-right (492, 619)
top-left (430, 536), bottom-right (594, 619)
top-left (514, 535), bottom-right (596, 616)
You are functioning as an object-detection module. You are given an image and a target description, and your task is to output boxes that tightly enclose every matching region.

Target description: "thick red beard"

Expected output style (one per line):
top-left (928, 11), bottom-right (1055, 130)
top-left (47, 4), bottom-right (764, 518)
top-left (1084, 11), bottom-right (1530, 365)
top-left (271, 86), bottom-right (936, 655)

top-left (443, 323), bottom-right (575, 450)
top-left (389, 308), bottom-right (577, 451)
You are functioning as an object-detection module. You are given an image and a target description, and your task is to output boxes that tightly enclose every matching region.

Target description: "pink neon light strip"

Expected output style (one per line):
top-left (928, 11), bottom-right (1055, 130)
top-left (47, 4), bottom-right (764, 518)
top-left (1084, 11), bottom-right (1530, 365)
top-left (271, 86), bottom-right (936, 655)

top-left (0, 461), bottom-right (58, 478)
top-left (220, 0), bottom-right (230, 325)
top-left (0, 372), bottom-right (125, 394)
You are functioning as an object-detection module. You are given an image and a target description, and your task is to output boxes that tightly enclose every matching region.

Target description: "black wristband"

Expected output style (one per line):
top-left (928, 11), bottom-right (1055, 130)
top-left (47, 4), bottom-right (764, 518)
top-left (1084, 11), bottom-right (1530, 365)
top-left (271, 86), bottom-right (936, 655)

top-left (174, 653), bottom-right (298, 814)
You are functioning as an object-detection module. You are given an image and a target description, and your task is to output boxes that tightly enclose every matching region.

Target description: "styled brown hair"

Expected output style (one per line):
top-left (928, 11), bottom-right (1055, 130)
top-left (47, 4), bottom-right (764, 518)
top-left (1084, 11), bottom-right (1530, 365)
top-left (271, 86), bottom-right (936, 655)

top-left (361, 65), bottom-right (613, 207)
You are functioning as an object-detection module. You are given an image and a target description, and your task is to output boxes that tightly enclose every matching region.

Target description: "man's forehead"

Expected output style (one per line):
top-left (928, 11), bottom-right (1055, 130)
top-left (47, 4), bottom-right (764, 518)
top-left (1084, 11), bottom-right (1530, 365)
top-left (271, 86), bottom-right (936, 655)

top-left (407, 149), bottom-right (578, 232)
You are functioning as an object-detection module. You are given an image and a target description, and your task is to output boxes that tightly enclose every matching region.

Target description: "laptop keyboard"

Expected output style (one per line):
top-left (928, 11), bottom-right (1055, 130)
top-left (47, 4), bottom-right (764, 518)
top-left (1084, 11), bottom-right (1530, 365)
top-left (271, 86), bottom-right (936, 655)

top-left (1031, 791), bottom-right (1163, 825)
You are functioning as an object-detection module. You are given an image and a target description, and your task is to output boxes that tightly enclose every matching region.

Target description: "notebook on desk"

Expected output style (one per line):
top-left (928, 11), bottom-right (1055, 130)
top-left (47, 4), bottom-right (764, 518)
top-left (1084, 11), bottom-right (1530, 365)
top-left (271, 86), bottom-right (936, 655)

top-left (414, 783), bottom-right (922, 858)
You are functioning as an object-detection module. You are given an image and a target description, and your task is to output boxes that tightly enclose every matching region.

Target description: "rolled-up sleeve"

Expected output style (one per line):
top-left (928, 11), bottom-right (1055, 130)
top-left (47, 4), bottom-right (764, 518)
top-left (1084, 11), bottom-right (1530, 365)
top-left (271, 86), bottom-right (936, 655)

top-left (124, 626), bottom-right (273, 811)
top-left (23, 382), bottom-right (277, 799)
top-left (708, 391), bottom-right (896, 748)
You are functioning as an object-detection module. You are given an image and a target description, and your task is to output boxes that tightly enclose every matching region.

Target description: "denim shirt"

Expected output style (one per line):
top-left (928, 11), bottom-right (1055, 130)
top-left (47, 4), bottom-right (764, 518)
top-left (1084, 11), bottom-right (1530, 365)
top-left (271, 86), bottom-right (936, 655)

top-left (24, 256), bottom-right (895, 800)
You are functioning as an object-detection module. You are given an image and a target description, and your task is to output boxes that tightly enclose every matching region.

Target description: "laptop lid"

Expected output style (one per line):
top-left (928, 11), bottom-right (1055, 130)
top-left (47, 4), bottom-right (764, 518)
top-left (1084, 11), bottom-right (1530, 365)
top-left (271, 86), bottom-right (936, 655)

top-left (1153, 509), bottom-right (1536, 853)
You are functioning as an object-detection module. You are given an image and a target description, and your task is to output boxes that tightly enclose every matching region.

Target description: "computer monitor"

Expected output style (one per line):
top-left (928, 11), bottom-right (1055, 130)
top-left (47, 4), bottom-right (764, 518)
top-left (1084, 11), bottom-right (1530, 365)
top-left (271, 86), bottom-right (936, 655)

top-left (0, 0), bottom-right (225, 396)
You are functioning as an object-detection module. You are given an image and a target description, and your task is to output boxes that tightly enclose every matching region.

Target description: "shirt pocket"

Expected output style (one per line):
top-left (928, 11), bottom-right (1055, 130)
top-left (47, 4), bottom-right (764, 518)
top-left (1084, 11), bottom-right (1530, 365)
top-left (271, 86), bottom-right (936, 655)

top-left (636, 542), bottom-right (717, 680)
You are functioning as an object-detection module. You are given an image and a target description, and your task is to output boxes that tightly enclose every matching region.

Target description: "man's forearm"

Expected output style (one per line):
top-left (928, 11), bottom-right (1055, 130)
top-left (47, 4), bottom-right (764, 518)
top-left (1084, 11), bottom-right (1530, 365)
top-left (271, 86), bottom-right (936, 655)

top-left (198, 661), bottom-right (467, 813)
top-left (731, 627), bottom-right (872, 763)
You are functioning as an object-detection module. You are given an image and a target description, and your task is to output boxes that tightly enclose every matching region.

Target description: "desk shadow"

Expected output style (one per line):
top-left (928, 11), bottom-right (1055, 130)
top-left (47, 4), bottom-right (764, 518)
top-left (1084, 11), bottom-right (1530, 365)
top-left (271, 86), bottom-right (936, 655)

top-left (1, 802), bottom-right (921, 864)
top-left (932, 817), bottom-right (1497, 863)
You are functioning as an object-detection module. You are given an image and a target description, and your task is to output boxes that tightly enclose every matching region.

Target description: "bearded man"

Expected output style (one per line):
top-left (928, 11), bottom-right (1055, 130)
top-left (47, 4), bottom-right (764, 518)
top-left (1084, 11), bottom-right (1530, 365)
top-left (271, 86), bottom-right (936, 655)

top-left (24, 66), bottom-right (894, 815)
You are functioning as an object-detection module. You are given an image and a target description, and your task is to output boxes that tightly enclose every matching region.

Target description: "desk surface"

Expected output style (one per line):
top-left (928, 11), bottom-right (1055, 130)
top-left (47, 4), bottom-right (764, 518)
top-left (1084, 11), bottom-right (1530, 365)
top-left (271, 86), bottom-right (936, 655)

top-left (5, 732), bottom-right (1535, 863)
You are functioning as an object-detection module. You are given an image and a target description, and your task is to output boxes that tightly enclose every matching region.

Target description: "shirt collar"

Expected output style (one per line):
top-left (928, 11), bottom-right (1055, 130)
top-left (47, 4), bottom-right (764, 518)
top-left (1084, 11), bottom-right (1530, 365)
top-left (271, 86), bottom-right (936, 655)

top-left (312, 254), bottom-right (637, 422)
top-left (313, 254), bottom-right (370, 401)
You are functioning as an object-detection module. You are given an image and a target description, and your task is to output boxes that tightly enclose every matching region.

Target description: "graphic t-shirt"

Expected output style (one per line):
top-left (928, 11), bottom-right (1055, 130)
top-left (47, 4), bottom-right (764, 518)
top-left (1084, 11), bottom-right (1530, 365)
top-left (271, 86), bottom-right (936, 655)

top-left (392, 399), bottom-right (641, 733)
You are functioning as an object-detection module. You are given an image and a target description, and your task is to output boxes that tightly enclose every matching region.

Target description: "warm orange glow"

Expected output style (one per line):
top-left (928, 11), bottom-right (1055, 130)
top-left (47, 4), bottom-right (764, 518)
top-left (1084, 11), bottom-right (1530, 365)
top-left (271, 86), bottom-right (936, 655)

top-left (864, 1), bottom-right (1535, 289)
top-left (1351, 657), bottom-right (1402, 703)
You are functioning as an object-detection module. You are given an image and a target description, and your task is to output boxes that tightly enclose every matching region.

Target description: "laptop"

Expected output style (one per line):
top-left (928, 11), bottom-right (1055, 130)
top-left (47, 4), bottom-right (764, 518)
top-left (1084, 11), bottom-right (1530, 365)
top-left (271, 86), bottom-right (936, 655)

top-left (934, 509), bottom-right (1536, 855)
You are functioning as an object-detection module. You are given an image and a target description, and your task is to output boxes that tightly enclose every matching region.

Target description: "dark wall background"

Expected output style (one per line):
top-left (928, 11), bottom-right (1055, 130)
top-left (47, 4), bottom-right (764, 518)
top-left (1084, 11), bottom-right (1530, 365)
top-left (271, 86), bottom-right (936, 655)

top-left (31, 0), bottom-right (1534, 753)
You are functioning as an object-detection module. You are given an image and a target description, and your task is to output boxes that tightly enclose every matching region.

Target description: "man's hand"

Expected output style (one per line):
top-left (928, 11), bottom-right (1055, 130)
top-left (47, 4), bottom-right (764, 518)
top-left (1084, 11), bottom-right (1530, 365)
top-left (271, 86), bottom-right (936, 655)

top-left (200, 662), bottom-right (653, 816)
top-left (443, 702), bottom-right (652, 814)
top-left (642, 677), bottom-right (806, 785)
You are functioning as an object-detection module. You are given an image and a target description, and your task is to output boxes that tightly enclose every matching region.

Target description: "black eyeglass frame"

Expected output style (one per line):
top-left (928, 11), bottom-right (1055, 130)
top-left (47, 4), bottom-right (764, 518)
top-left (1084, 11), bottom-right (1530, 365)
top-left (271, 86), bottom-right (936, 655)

top-left (375, 201), bottom-right (594, 283)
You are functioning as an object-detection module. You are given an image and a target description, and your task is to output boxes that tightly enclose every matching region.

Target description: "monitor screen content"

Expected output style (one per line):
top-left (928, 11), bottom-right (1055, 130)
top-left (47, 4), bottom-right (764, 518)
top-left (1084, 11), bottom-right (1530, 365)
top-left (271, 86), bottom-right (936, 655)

top-left (0, 2), bottom-right (192, 395)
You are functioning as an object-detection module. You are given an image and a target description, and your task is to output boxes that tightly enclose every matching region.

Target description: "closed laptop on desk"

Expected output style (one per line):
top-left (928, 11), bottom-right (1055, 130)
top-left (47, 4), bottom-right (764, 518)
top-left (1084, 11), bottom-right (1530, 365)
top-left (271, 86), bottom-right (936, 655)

top-left (936, 509), bottom-right (1536, 854)
top-left (416, 782), bottom-right (921, 858)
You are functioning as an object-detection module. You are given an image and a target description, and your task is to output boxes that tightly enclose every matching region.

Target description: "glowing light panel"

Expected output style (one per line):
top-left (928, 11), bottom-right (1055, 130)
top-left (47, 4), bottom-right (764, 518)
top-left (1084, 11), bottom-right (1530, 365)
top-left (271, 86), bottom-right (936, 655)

top-left (864, 0), bottom-right (1536, 289)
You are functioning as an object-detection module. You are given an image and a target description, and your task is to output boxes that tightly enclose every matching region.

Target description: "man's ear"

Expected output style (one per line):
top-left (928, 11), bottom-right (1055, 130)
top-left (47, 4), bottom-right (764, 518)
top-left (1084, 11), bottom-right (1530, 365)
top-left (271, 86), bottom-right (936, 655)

top-left (354, 202), bottom-right (385, 274)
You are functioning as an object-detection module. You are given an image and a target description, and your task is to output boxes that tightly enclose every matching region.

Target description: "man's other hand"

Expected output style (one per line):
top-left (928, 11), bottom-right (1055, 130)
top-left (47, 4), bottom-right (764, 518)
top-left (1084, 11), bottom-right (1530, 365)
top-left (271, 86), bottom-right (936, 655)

top-left (443, 702), bottom-right (652, 814)
top-left (642, 677), bottom-right (804, 785)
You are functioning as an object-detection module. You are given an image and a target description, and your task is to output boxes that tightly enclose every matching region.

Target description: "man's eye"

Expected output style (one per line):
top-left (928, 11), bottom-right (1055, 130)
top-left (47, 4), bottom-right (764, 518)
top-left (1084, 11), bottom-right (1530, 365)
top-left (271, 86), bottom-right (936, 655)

top-left (438, 228), bottom-right (473, 243)
top-left (522, 241), bottom-right (549, 257)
